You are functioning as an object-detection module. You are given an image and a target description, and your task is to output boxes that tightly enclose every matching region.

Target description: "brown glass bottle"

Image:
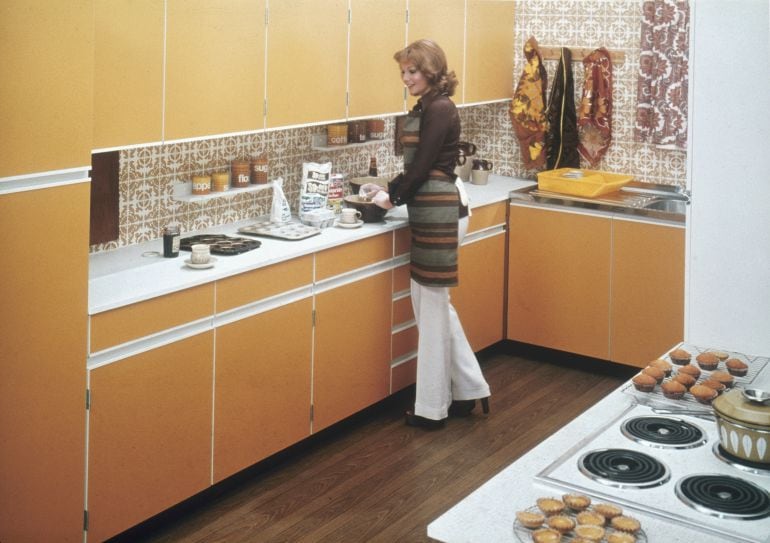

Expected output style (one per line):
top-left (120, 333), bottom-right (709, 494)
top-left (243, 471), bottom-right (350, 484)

top-left (368, 156), bottom-right (378, 176)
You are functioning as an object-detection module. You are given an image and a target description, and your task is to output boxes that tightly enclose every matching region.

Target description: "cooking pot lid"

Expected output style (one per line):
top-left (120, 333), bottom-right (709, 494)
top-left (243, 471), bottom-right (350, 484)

top-left (713, 388), bottom-right (770, 427)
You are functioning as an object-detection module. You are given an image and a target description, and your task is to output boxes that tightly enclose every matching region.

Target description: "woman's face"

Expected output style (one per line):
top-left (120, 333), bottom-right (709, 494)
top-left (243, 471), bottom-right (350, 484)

top-left (400, 61), bottom-right (430, 97)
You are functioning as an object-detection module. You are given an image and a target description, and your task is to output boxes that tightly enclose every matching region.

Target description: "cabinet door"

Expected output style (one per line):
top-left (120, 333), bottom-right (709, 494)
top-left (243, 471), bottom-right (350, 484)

top-left (405, 0), bottom-right (465, 109)
top-left (214, 299), bottom-right (312, 482)
top-left (0, 184), bottom-right (89, 542)
top-left (453, 232), bottom-right (506, 351)
top-left (266, 0), bottom-right (348, 127)
top-left (165, 0), bottom-right (266, 140)
top-left (314, 271), bottom-right (392, 432)
top-left (0, 1), bottom-right (93, 177)
top-left (87, 333), bottom-right (214, 542)
top-left (349, 0), bottom-right (407, 117)
top-left (507, 206), bottom-right (611, 360)
top-left (464, 0), bottom-right (515, 104)
top-left (93, 0), bottom-right (164, 149)
top-left (610, 220), bottom-right (685, 367)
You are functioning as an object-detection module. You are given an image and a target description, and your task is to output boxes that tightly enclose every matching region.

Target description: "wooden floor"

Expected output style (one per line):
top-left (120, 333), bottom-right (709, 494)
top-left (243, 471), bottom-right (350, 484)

top-left (110, 343), bottom-right (635, 543)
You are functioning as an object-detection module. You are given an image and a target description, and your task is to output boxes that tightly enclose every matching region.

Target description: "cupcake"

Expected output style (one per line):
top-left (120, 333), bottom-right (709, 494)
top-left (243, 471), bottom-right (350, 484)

top-left (726, 358), bottom-right (749, 377)
top-left (648, 358), bottom-right (673, 376)
top-left (661, 379), bottom-right (686, 399)
top-left (516, 510), bottom-right (545, 529)
top-left (593, 503), bottom-right (623, 520)
top-left (632, 373), bottom-right (657, 392)
top-left (677, 364), bottom-right (701, 380)
top-left (711, 370), bottom-right (735, 388)
top-left (607, 533), bottom-right (637, 543)
top-left (536, 497), bottom-right (566, 516)
top-left (573, 524), bottom-right (605, 542)
top-left (700, 378), bottom-right (726, 394)
top-left (669, 348), bottom-right (691, 365)
top-left (696, 352), bottom-right (719, 371)
top-left (610, 515), bottom-right (641, 534)
top-left (690, 384), bottom-right (718, 404)
top-left (576, 511), bottom-right (606, 526)
top-left (547, 515), bottom-right (575, 533)
top-left (673, 372), bottom-right (697, 390)
top-left (641, 366), bottom-right (665, 384)
top-left (532, 528), bottom-right (562, 543)
top-left (563, 493), bottom-right (591, 511)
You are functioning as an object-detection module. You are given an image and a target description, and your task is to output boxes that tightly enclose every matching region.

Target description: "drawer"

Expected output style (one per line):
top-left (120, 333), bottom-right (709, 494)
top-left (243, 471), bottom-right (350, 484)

top-left (468, 202), bottom-right (507, 233)
top-left (392, 296), bottom-right (414, 327)
top-left (315, 232), bottom-right (392, 281)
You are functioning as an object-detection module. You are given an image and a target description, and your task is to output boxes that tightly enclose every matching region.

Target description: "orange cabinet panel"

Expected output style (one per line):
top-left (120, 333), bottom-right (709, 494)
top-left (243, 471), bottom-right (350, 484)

top-left (467, 202), bottom-right (507, 233)
top-left (610, 220), bottom-right (685, 367)
top-left (464, 1), bottom-right (515, 104)
top-left (391, 357), bottom-right (417, 393)
top-left (87, 332), bottom-right (214, 542)
top-left (214, 299), bottom-right (312, 482)
top-left (453, 232), bottom-right (506, 352)
top-left (507, 206), bottom-right (611, 360)
top-left (315, 232), bottom-right (393, 281)
top-left (392, 325), bottom-right (418, 361)
top-left (216, 255), bottom-right (313, 312)
top-left (90, 284), bottom-right (214, 352)
top-left (395, 227), bottom-right (411, 256)
top-left (0, 183), bottom-right (88, 542)
top-left (314, 271), bottom-right (392, 431)
top-left (393, 263), bottom-right (411, 293)
top-left (393, 296), bottom-right (414, 326)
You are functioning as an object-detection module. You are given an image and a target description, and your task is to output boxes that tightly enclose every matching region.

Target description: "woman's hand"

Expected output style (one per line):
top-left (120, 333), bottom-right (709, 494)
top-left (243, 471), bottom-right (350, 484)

top-left (358, 183), bottom-right (386, 200)
top-left (372, 190), bottom-right (394, 209)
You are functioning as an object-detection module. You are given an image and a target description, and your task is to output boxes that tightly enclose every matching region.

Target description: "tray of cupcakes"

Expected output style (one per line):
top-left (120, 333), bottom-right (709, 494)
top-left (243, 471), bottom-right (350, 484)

top-left (622, 345), bottom-right (767, 411)
top-left (514, 494), bottom-right (646, 542)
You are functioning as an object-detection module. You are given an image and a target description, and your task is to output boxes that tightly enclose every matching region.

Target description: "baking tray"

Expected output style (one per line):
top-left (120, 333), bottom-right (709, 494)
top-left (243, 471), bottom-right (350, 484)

top-left (180, 234), bottom-right (261, 255)
top-left (237, 220), bottom-right (321, 241)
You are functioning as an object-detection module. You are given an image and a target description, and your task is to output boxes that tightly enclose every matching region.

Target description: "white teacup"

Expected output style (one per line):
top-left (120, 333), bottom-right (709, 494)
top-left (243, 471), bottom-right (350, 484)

top-left (340, 208), bottom-right (362, 224)
top-left (190, 244), bottom-right (211, 264)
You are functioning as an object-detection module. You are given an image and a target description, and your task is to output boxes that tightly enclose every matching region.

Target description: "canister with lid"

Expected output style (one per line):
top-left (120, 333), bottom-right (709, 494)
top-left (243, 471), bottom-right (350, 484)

top-left (231, 160), bottom-right (251, 188)
top-left (211, 171), bottom-right (230, 192)
top-left (250, 156), bottom-right (268, 184)
top-left (192, 175), bottom-right (211, 195)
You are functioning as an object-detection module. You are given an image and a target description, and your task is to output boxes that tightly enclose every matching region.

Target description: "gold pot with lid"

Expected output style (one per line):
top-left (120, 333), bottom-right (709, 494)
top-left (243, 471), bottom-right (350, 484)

top-left (713, 388), bottom-right (770, 463)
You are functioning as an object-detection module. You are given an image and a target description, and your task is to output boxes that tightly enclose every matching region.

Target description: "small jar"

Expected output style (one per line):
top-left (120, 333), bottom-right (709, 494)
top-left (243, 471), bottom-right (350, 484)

top-left (366, 119), bottom-right (385, 140)
top-left (231, 160), bottom-right (251, 188)
top-left (192, 175), bottom-right (211, 195)
top-left (250, 156), bottom-right (268, 184)
top-left (211, 171), bottom-right (230, 192)
top-left (327, 123), bottom-right (348, 146)
top-left (162, 225), bottom-right (180, 258)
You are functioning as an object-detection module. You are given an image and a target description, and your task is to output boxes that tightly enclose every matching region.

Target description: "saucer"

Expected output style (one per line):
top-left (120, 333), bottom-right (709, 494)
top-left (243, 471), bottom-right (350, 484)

top-left (335, 219), bottom-right (363, 229)
top-left (184, 256), bottom-right (217, 269)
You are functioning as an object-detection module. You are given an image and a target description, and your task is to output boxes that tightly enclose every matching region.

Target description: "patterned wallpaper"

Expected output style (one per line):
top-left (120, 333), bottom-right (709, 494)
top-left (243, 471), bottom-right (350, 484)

top-left (93, 0), bottom-right (687, 253)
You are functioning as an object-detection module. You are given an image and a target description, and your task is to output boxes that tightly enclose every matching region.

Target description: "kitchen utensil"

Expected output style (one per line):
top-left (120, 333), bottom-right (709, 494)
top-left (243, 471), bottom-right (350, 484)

top-left (743, 388), bottom-right (770, 405)
top-left (343, 195), bottom-right (387, 223)
top-left (713, 388), bottom-right (770, 463)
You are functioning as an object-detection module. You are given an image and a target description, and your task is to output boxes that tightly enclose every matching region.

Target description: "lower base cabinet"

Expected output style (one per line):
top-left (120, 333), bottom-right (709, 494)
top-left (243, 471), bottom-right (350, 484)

top-left (213, 298), bottom-right (313, 482)
top-left (87, 332), bottom-right (214, 542)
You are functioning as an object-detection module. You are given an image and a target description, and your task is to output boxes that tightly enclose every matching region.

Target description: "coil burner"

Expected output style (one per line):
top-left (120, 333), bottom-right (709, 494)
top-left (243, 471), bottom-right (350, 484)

top-left (620, 416), bottom-right (707, 449)
top-left (578, 448), bottom-right (670, 488)
top-left (675, 474), bottom-right (770, 520)
top-left (712, 442), bottom-right (770, 476)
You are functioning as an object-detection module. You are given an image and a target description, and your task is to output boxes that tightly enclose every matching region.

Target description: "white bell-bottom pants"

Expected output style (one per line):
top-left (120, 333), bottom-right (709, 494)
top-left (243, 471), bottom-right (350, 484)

top-left (410, 216), bottom-right (491, 420)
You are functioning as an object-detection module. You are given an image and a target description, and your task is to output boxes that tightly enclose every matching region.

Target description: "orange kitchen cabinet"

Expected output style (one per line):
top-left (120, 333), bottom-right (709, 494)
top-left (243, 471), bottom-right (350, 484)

top-left (464, 0), bottom-right (515, 104)
top-left (0, 1), bottom-right (93, 177)
top-left (507, 205), bottom-right (612, 360)
top-left (610, 219), bottom-right (685, 367)
top-left (93, 0), bottom-right (164, 149)
top-left (266, 0), bottom-right (348, 127)
top-left (314, 271), bottom-right (392, 432)
top-left (348, 0), bottom-right (407, 117)
top-left (315, 232), bottom-right (393, 281)
top-left (165, 0), bottom-right (266, 140)
top-left (213, 298), bottom-right (313, 482)
top-left (87, 332), bottom-right (214, 542)
top-left (0, 183), bottom-right (89, 542)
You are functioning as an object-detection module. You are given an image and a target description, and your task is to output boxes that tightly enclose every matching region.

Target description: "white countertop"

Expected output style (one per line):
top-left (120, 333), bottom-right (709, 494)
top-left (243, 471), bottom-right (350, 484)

top-left (88, 175), bottom-right (535, 314)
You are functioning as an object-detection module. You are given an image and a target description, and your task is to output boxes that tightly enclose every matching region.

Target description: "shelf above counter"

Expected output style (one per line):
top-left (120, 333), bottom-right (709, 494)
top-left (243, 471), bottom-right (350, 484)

top-left (310, 133), bottom-right (388, 152)
top-left (172, 179), bottom-right (274, 203)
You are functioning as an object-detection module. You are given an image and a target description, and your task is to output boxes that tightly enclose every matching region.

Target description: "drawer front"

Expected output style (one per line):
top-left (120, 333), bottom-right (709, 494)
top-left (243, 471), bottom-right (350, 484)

top-left (392, 296), bottom-right (414, 327)
top-left (394, 227), bottom-right (410, 256)
top-left (90, 284), bottom-right (214, 352)
top-left (468, 202), bottom-right (507, 233)
top-left (315, 232), bottom-right (392, 280)
top-left (391, 357), bottom-right (417, 393)
top-left (216, 255), bottom-right (313, 312)
top-left (393, 263), bottom-right (411, 293)
top-left (392, 325), bottom-right (418, 361)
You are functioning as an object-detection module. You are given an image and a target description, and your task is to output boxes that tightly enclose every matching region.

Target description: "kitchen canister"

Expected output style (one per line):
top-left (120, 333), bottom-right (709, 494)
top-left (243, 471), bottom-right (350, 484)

top-left (250, 156), bottom-right (268, 184)
top-left (211, 171), bottom-right (230, 192)
top-left (192, 175), bottom-right (211, 195)
top-left (327, 123), bottom-right (348, 146)
top-left (347, 120), bottom-right (367, 144)
top-left (366, 119), bottom-right (386, 140)
top-left (231, 160), bottom-right (251, 188)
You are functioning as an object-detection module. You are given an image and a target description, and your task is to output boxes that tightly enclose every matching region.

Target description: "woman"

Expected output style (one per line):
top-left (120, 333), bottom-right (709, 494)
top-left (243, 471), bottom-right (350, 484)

top-left (362, 39), bottom-right (490, 429)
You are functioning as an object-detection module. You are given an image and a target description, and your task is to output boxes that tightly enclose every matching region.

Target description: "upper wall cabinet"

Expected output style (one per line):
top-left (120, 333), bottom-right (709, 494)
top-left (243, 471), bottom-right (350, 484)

top-left (465, 0), bottom-right (515, 104)
top-left (348, 0), bottom-right (408, 117)
top-left (0, 0), bottom-right (93, 178)
top-left (165, 0), bottom-right (266, 141)
top-left (405, 0), bottom-right (465, 109)
top-left (93, 0), bottom-right (164, 150)
top-left (266, 0), bottom-right (348, 127)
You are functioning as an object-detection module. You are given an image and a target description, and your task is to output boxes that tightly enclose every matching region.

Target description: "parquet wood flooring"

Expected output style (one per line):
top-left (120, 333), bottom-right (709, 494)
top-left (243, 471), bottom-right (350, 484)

top-left (109, 343), bottom-right (634, 543)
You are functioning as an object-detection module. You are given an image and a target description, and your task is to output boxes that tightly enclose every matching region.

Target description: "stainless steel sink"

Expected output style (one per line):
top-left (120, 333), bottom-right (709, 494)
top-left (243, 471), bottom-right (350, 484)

top-left (643, 198), bottom-right (687, 214)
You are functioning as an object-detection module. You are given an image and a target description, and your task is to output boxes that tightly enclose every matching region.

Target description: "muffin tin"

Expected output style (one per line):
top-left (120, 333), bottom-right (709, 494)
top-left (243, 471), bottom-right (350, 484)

top-left (237, 220), bottom-right (321, 240)
top-left (179, 234), bottom-right (261, 255)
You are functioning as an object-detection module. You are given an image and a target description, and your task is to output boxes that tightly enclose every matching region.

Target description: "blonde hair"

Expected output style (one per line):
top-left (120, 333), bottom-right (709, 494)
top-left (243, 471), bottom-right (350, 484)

top-left (393, 39), bottom-right (458, 96)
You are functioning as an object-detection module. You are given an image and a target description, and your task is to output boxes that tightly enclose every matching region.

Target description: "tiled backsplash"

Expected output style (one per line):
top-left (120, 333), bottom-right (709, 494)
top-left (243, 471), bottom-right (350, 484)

top-left (92, 0), bottom-right (686, 253)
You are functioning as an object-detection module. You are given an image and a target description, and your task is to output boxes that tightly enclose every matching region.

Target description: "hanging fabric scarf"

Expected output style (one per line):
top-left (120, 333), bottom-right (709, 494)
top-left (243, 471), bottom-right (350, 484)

top-left (510, 36), bottom-right (547, 170)
top-left (634, 0), bottom-right (690, 149)
top-left (577, 48), bottom-right (613, 167)
top-left (546, 47), bottom-right (580, 170)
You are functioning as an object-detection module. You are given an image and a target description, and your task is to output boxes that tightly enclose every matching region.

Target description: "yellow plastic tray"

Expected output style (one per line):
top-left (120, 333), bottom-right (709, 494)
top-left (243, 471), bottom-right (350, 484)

top-left (537, 168), bottom-right (634, 198)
